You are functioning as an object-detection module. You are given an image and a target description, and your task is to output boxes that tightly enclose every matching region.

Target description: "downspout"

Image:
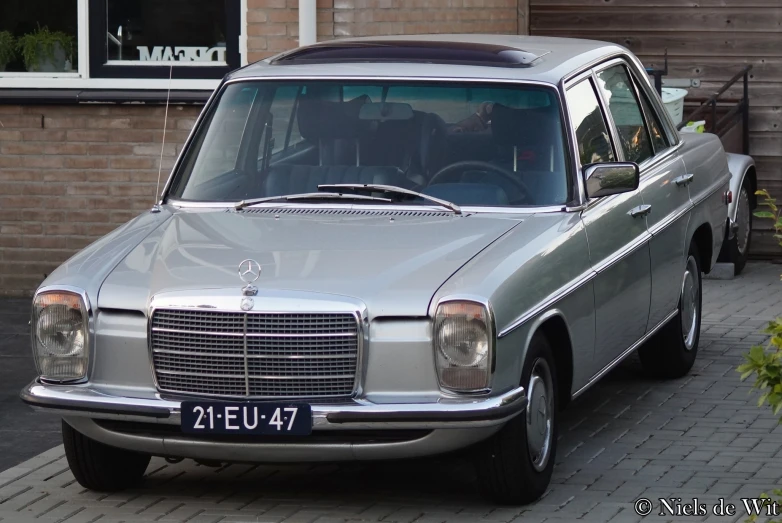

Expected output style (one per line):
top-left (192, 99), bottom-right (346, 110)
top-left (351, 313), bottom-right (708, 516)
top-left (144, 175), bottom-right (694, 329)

top-left (299, 0), bottom-right (317, 47)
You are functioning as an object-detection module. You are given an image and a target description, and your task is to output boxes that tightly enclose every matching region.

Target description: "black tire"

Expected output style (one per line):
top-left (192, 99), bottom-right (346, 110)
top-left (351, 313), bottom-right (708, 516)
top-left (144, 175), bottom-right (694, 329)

top-left (62, 420), bottom-right (150, 491)
top-left (638, 244), bottom-right (702, 379)
top-left (475, 333), bottom-right (558, 505)
top-left (717, 181), bottom-right (752, 275)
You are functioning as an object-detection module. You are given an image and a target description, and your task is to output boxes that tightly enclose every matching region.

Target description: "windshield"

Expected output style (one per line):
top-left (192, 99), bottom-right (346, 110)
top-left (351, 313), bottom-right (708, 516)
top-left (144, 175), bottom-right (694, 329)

top-left (169, 80), bottom-right (570, 207)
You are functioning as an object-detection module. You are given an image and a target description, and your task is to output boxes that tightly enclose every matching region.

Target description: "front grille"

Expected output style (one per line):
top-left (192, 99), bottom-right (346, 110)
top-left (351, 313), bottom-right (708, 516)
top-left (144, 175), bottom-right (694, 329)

top-left (151, 309), bottom-right (360, 398)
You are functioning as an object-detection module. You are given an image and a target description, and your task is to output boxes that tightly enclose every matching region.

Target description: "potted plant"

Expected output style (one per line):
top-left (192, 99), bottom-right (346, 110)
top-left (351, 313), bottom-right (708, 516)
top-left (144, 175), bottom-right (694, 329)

top-left (16, 25), bottom-right (74, 72)
top-left (0, 31), bottom-right (14, 72)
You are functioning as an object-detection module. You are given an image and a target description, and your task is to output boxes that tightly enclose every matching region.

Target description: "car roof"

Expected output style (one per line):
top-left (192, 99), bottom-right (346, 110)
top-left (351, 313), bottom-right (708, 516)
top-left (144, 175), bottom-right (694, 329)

top-left (227, 35), bottom-right (629, 86)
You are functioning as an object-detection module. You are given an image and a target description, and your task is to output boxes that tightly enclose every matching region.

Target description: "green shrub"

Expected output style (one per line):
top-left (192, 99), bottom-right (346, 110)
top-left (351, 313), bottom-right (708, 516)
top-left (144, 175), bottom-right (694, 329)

top-left (737, 189), bottom-right (782, 522)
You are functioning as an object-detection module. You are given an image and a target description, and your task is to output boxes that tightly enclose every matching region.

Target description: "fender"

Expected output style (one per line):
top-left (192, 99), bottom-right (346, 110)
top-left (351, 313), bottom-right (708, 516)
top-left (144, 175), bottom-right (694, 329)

top-left (725, 152), bottom-right (756, 239)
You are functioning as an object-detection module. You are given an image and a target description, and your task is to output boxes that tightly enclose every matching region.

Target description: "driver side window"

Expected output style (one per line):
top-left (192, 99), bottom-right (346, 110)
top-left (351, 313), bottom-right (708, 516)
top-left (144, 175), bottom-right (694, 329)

top-left (566, 78), bottom-right (615, 166)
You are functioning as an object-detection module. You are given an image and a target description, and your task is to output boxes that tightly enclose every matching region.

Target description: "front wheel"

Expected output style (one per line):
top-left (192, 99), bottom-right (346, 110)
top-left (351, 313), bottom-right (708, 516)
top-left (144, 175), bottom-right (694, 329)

top-left (62, 420), bottom-right (150, 491)
top-left (475, 333), bottom-right (558, 504)
top-left (638, 244), bottom-right (702, 378)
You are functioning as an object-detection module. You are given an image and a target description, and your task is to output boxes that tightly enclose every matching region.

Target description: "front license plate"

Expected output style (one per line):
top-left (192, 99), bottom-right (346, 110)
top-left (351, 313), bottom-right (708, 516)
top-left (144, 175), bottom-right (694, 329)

top-left (181, 402), bottom-right (312, 435)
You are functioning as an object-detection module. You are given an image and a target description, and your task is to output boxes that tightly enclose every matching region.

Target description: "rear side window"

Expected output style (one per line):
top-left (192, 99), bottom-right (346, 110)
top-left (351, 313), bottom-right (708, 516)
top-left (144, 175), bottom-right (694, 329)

top-left (636, 87), bottom-right (669, 153)
top-left (566, 78), bottom-right (615, 166)
top-left (596, 65), bottom-right (654, 164)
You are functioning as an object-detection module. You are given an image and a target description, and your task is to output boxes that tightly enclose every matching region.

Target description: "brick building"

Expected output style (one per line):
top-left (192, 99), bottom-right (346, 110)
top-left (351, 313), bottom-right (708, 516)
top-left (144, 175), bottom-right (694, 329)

top-left (0, 0), bottom-right (779, 295)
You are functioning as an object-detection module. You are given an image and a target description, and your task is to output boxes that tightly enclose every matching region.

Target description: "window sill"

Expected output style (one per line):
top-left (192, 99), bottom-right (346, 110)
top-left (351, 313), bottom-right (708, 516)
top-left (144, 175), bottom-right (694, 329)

top-left (0, 88), bottom-right (213, 105)
top-left (0, 77), bottom-right (220, 91)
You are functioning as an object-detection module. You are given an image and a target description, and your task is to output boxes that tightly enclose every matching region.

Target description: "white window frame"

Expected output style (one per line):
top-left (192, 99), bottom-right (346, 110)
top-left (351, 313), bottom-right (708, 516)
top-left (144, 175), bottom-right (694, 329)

top-left (0, 0), bottom-right (247, 90)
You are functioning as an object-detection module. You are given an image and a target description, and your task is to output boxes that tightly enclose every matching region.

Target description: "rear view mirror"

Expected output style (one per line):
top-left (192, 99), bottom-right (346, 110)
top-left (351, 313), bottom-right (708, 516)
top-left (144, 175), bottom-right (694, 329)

top-left (358, 102), bottom-right (414, 122)
top-left (583, 162), bottom-right (640, 198)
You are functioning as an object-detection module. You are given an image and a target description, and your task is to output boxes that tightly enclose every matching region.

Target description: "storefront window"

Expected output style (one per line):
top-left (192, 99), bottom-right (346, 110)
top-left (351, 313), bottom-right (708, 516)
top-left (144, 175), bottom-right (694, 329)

top-left (89, 0), bottom-right (240, 79)
top-left (0, 0), bottom-right (79, 74)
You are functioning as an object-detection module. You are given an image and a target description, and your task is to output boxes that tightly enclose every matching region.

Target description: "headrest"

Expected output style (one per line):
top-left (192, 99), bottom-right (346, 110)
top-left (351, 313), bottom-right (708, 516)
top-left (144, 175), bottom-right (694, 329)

top-left (297, 95), bottom-right (370, 140)
top-left (491, 104), bottom-right (560, 147)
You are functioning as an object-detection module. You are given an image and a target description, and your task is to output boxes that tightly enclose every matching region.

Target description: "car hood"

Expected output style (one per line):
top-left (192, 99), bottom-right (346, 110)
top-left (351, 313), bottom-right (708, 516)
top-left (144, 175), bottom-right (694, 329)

top-left (98, 208), bottom-right (524, 317)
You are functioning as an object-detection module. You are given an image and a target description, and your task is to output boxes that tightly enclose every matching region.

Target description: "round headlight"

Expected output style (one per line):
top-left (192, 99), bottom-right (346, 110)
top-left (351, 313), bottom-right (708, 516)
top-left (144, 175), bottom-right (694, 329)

top-left (436, 316), bottom-right (489, 367)
top-left (32, 291), bottom-right (89, 381)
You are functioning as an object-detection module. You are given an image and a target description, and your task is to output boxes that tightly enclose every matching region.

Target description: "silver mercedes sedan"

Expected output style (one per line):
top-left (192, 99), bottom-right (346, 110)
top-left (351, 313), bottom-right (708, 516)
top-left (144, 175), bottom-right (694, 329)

top-left (22, 35), bottom-right (732, 504)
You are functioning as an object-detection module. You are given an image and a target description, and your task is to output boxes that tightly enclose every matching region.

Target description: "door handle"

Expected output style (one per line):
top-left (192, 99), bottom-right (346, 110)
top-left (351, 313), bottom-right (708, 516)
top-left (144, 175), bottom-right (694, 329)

top-left (674, 173), bottom-right (694, 186)
top-left (629, 204), bottom-right (652, 218)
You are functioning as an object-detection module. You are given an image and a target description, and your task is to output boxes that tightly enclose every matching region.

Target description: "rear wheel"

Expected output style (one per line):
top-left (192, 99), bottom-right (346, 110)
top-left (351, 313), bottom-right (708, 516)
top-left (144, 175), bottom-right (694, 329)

top-left (62, 420), bottom-right (150, 491)
top-left (718, 181), bottom-right (752, 275)
top-left (639, 244), bottom-right (702, 378)
top-left (475, 333), bottom-right (558, 504)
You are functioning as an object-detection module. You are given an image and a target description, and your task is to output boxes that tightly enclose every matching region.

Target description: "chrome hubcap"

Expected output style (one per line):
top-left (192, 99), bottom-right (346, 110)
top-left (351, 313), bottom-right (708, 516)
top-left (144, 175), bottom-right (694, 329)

top-left (526, 358), bottom-right (553, 472)
top-left (737, 187), bottom-right (751, 255)
top-left (681, 255), bottom-right (700, 351)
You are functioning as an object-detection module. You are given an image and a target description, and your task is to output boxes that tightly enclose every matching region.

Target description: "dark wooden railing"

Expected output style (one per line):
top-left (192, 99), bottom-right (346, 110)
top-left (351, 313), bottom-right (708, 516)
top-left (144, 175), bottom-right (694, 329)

top-left (646, 56), bottom-right (752, 156)
top-left (677, 65), bottom-right (752, 155)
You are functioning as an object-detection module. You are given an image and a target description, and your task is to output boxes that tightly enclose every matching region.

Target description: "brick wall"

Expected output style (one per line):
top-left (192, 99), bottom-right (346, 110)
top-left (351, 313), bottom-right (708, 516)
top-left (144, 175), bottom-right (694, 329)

top-left (247, 0), bottom-right (529, 62)
top-left (0, 104), bottom-right (201, 296)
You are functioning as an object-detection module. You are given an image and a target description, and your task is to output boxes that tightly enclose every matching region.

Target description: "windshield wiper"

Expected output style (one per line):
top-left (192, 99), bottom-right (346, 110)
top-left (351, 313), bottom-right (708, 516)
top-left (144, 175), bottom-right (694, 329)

top-left (317, 184), bottom-right (462, 215)
top-left (235, 192), bottom-right (393, 210)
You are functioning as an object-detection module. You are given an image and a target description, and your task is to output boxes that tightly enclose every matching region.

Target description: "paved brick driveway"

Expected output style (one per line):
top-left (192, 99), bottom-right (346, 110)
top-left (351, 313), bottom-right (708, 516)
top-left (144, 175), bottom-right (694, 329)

top-left (2, 263), bottom-right (782, 523)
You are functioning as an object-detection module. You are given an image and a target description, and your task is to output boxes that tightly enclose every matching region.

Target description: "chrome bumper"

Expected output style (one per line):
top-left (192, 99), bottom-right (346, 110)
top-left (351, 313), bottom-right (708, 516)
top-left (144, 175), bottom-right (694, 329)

top-left (21, 381), bottom-right (527, 430)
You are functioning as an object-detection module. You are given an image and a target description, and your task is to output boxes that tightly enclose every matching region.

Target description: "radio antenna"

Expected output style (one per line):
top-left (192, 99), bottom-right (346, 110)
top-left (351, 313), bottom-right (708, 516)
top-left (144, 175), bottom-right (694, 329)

top-left (151, 65), bottom-right (173, 213)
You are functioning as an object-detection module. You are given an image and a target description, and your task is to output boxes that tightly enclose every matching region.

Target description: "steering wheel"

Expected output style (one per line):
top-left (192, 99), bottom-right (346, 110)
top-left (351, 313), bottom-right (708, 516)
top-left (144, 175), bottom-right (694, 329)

top-left (427, 161), bottom-right (532, 204)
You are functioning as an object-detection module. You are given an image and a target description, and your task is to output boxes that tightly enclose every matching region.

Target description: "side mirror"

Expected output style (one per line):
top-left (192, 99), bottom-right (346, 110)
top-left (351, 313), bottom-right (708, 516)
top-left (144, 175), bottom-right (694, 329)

top-left (583, 162), bottom-right (640, 199)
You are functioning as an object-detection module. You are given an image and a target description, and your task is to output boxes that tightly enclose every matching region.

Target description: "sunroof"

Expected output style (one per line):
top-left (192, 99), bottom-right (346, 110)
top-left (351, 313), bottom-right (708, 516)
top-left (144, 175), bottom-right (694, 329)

top-left (270, 41), bottom-right (549, 68)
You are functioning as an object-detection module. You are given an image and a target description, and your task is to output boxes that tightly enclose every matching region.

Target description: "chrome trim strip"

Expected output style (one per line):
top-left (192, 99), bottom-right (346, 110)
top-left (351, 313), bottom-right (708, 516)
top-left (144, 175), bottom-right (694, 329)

top-left (498, 269), bottom-right (596, 338)
top-left (561, 51), bottom-right (626, 85)
top-left (647, 203), bottom-right (693, 237)
top-left (155, 369), bottom-right (355, 380)
top-left (571, 308), bottom-right (678, 400)
top-left (591, 231), bottom-right (651, 274)
top-left (152, 349), bottom-right (356, 359)
top-left (242, 313), bottom-right (250, 395)
top-left (223, 75), bottom-right (558, 87)
top-left (159, 85), bottom-right (222, 202)
top-left (692, 175), bottom-right (731, 207)
top-left (21, 381), bottom-right (527, 430)
top-left (165, 199), bottom-right (565, 215)
top-left (151, 327), bottom-right (357, 338)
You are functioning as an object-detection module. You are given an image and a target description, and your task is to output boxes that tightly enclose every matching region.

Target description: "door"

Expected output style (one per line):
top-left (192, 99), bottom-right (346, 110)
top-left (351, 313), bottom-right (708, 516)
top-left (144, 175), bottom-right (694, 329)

top-left (566, 76), bottom-right (652, 374)
top-left (594, 63), bottom-right (691, 332)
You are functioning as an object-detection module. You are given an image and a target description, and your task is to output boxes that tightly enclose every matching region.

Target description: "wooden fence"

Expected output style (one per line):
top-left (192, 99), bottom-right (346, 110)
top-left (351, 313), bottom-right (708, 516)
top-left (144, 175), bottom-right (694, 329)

top-left (530, 0), bottom-right (782, 257)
